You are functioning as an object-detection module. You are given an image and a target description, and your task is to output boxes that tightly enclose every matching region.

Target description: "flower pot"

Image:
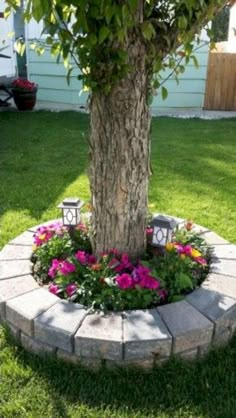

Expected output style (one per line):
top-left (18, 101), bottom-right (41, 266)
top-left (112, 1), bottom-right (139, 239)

top-left (12, 87), bottom-right (38, 111)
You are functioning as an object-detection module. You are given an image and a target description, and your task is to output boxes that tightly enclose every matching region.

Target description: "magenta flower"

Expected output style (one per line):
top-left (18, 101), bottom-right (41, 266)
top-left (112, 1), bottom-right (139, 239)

top-left (146, 227), bottom-right (153, 235)
top-left (88, 254), bottom-right (97, 265)
top-left (59, 260), bottom-right (76, 275)
top-left (49, 283), bottom-right (60, 294)
top-left (139, 275), bottom-right (160, 290)
top-left (48, 258), bottom-right (61, 278)
top-left (75, 250), bottom-right (88, 265)
top-left (116, 273), bottom-right (134, 289)
top-left (158, 289), bottom-right (168, 300)
top-left (66, 283), bottom-right (77, 297)
top-left (34, 221), bottom-right (66, 246)
top-left (175, 244), bottom-right (185, 254)
top-left (184, 245), bottom-right (193, 257)
top-left (195, 257), bottom-right (207, 265)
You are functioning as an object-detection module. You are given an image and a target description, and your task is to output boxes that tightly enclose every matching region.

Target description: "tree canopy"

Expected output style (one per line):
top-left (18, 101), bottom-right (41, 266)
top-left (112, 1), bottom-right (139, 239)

top-left (6, 0), bottom-right (228, 98)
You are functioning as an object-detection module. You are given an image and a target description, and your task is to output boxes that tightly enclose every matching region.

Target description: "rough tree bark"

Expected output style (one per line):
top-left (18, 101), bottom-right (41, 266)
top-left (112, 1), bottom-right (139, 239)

top-left (89, 30), bottom-right (152, 259)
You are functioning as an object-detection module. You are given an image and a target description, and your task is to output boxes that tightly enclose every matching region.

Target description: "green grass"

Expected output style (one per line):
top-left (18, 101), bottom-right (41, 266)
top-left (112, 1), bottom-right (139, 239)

top-left (0, 112), bottom-right (236, 418)
top-left (0, 112), bottom-right (236, 248)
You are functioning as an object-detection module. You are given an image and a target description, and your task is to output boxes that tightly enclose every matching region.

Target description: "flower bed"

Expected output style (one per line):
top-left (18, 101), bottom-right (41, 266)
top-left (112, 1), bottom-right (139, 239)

top-left (32, 218), bottom-right (210, 311)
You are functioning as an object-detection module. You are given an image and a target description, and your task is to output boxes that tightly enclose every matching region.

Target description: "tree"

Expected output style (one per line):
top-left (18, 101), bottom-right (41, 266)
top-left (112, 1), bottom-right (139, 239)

top-left (6, 0), bottom-right (228, 258)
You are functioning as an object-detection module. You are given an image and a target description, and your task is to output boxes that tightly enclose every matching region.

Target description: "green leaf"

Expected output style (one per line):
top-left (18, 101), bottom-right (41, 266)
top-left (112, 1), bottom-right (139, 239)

top-left (191, 55), bottom-right (199, 69)
top-left (104, 5), bottom-right (114, 24)
top-left (178, 16), bottom-right (188, 30)
top-left (177, 273), bottom-right (193, 291)
top-left (141, 21), bottom-right (156, 41)
top-left (66, 67), bottom-right (73, 85)
top-left (161, 86), bottom-right (168, 101)
top-left (98, 26), bottom-right (110, 44)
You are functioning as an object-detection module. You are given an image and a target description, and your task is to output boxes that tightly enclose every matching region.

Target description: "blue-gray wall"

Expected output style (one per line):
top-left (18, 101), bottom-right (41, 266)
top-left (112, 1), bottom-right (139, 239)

top-left (27, 42), bottom-right (209, 110)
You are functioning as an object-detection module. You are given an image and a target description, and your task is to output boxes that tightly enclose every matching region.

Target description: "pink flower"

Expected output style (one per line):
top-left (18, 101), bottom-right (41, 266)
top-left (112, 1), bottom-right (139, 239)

top-left (66, 283), bottom-right (77, 297)
top-left (108, 248), bottom-right (120, 257)
top-left (184, 245), bottom-right (193, 257)
top-left (75, 250), bottom-right (88, 265)
top-left (48, 258), bottom-right (61, 278)
top-left (59, 260), bottom-right (76, 275)
top-left (146, 227), bottom-right (153, 235)
top-left (75, 223), bottom-right (88, 233)
top-left (48, 259), bottom-right (76, 278)
top-left (33, 222), bottom-right (66, 246)
top-left (195, 257), bottom-right (207, 265)
top-left (158, 289), bottom-right (168, 300)
top-left (175, 244), bottom-right (185, 254)
top-left (88, 254), bottom-right (97, 265)
top-left (116, 273), bottom-right (133, 289)
top-left (49, 283), bottom-right (60, 294)
top-left (108, 258), bottom-right (120, 269)
top-left (139, 275), bottom-right (160, 290)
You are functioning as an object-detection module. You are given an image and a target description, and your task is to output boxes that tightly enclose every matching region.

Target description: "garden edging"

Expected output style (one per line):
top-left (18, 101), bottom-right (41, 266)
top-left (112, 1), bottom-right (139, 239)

top-left (1, 216), bottom-right (236, 369)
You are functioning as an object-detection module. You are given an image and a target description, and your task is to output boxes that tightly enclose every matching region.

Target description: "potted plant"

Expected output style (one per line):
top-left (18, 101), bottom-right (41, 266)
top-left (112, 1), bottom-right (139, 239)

top-left (11, 78), bottom-right (38, 111)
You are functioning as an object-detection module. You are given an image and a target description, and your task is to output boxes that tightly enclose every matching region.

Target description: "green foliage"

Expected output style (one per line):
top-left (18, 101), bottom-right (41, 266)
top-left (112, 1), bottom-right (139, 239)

top-left (212, 5), bottom-right (230, 42)
top-left (5, 0), bottom-right (227, 97)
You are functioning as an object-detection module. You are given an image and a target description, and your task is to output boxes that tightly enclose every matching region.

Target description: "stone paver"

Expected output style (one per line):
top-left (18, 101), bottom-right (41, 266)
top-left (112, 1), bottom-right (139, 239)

top-left (0, 275), bottom-right (39, 320)
top-left (6, 288), bottom-right (58, 336)
top-left (0, 260), bottom-right (32, 280)
top-left (34, 300), bottom-right (88, 352)
top-left (9, 231), bottom-right (34, 246)
top-left (21, 332), bottom-right (56, 356)
top-left (158, 300), bottom-right (214, 353)
top-left (123, 309), bottom-right (172, 360)
top-left (74, 312), bottom-right (123, 360)
top-left (6, 322), bottom-right (20, 341)
top-left (2, 218), bottom-right (236, 367)
top-left (202, 231), bottom-right (229, 245)
top-left (202, 272), bottom-right (236, 299)
top-left (210, 244), bottom-right (236, 260)
top-left (0, 245), bottom-right (33, 260)
top-left (210, 259), bottom-right (236, 277)
top-left (187, 288), bottom-right (236, 345)
top-left (187, 288), bottom-right (236, 324)
top-left (192, 224), bottom-right (210, 234)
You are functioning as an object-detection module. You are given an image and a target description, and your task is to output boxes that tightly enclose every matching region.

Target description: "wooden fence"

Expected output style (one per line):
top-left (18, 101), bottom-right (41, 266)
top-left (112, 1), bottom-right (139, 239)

top-left (204, 52), bottom-right (236, 111)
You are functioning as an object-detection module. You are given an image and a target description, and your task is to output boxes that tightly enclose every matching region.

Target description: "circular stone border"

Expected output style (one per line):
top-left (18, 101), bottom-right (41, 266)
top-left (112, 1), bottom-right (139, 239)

top-left (0, 215), bottom-right (236, 369)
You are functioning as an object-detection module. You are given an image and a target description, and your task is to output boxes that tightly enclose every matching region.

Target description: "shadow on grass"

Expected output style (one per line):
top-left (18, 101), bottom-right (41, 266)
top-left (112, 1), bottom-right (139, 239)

top-left (0, 111), bottom-right (89, 221)
top-left (3, 325), bottom-right (236, 418)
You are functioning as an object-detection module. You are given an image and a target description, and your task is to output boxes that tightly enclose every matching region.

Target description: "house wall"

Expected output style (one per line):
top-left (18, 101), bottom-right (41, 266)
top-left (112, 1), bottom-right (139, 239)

top-left (0, 0), bottom-right (15, 78)
top-left (26, 20), bottom-right (209, 110)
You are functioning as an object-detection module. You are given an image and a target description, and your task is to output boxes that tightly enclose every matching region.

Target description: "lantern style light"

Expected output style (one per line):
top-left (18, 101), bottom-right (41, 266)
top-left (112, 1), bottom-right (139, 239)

top-left (150, 215), bottom-right (178, 247)
top-left (58, 198), bottom-right (84, 226)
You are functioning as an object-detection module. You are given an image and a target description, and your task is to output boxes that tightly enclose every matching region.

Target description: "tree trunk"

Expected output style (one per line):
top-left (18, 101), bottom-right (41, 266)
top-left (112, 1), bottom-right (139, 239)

top-left (89, 21), bottom-right (151, 259)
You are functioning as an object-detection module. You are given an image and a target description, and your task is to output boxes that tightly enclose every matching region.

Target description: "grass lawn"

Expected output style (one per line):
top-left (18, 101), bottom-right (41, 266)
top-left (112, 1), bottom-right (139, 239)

top-left (0, 111), bottom-right (236, 417)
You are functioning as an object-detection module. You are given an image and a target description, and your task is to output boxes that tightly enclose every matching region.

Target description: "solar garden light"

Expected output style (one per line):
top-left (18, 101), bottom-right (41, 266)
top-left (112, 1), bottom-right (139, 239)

top-left (58, 198), bottom-right (84, 233)
top-left (150, 215), bottom-right (178, 247)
